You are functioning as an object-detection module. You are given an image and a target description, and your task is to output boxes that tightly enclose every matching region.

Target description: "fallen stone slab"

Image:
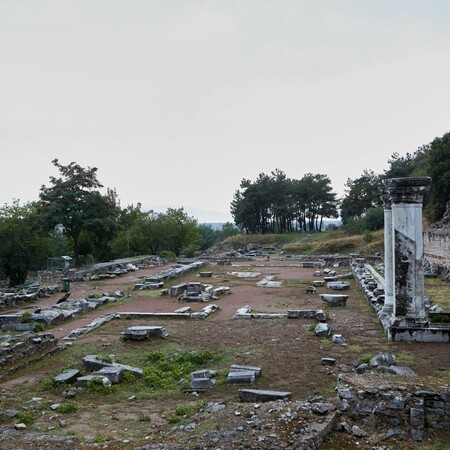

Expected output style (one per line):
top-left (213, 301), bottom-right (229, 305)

top-left (227, 371), bottom-right (256, 385)
top-left (53, 369), bottom-right (81, 386)
top-left (227, 272), bottom-right (261, 278)
top-left (287, 309), bottom-right (317, 319)
top-left (2, 323), bottom-right (35, 332)
top-left (174, 306), bottom-right (191, 313)
top-left (320, 294), bottom-right (348, 307)
top-left (63, 313), bottom-right (119, 340)
top-left (257, 276), bottom-right (282, 288)
top-left (170, 283), bottom-right (188, 297)
top-left (315, 323), bottom-right (331, 337)
top-left (212, 286), bottom-right (231, 296)
top-left (313, 280), bottom-right (325, 287)
top-left (234, 306), bottom-right (252, 319)
top-left (230, 364), bottom-right (262, 377)
top-left (199, 272), bottom-right (213, 278)
top-left (92, 366), bottom-right (125, 384)
top-left (321, 358), bottom-right (336, 366)
top-left (326, 282), bottom-right (350, 291)
top-left (250, 313), bottom-right (287, 319)
top-left (305, 286), bottom-right (316, 294)
top-left (190, 377), bottom-right (216, 390)
top-left (76, 375), bottom-right (112, 387)
top-left (119, 312), bottom-right (190, 320)
top-left (332, 334), bottom-right (346, 346)
top-left (191, 370), bottom-right (216, 379)
top-left (323, 276), bottom-right (338, 282)
top-left (123, 326), bottom-right (169, 340)
top-left (369, 353), bottom-right (396, 367)
top-left (83, 355), bottom-right (143, 378)
top-left (315, 309), bottom-right (327, 322)
top-left (238, 389), bottom-right (292, 402)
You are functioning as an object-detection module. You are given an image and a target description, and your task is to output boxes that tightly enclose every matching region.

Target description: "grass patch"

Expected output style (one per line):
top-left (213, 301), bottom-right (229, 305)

top-left (57, 401), bottom-right (78, 414)
top-left (17, 411), bottom-right (37, 425)
top-left (396, 353), bottom-right (415, 364)
top-left (425, 278), bottom-right (450, 310)
top-left (167, 400), bottom-right (208, 425)
top-left (142, 349), bottom-right (220, 392)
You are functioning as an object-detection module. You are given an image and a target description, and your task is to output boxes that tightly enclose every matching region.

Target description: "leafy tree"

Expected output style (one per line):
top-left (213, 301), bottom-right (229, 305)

top-left (427, 132), bottom-right (450, 221)
top-left (340, 169), bottom-right (382, 224)
top-left (38, 159), bottom-right (119, 266)
top-left (0, 201), bottom-right (53, 286)
top-left (231, 170), bottom-right (338, 233)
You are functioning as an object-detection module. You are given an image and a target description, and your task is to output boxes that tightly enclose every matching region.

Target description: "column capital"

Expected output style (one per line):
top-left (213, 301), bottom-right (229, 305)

top-left (384, 177), bottom-right (431, 204)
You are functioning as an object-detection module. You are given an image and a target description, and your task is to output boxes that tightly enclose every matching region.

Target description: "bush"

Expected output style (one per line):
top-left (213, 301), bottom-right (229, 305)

top-left (57, 401), bottom-right (78, 413)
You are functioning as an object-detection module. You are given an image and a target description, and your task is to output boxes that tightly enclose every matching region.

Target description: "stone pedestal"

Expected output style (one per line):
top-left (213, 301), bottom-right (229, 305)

top-left (384, 177), bottom-right (431, 325)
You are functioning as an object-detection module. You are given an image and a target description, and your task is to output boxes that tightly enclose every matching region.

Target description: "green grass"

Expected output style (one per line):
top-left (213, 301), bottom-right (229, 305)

top-left (167, 400), bottom-right (208, 425)
top-left (57, 401), bottom-right (78, 414)
top-left (425, 277), bottom-right (450, 310)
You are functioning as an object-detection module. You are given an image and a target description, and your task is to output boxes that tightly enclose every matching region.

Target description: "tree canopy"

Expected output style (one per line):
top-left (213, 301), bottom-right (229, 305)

top-left (230, 169), bottom-right (338, 233)
top-left (38, 159), bottom-right (119, 266)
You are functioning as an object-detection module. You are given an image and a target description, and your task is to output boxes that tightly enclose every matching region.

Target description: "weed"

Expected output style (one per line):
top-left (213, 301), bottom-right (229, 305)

top-left (20, 312), bottom-right (32, 323)
top-left (359, 354), bottom-right (372, 364)
top-left (307, 323), bottom-right (316, 333)
top-left (57, 401), bottom-right (78, 414)
top-left (168, 400), bottom-right (208, 425)
top-left (32, 322), bottom-right (46, 332)
top-left (93, 436), bottom-right (108, 443)
top-left (41, 378), bottom-right (54, 391)
top-left (139, 413), bottom-right (151, 422)
top-left (143, 350), bottom-right (219, 392)
top-left (97, 355), bottom-right (114, 364)
top-left (17, 411), bottom-right (37, 425)
top-left (87, 377), bottom-right (115, 395)
top-left (396, 353), bottom-right (415, 364)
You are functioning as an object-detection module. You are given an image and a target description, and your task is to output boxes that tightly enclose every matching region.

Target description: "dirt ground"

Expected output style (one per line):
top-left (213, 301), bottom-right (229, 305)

top-left (1, 258), bottom-right (449, 449)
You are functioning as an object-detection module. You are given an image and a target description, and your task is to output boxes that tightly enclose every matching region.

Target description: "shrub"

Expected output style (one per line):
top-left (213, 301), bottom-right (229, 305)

top-left (57, 401), bottom-right (78, 414)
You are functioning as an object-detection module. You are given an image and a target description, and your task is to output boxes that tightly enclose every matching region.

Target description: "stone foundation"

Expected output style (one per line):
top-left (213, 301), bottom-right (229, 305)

top-left (337, 373), bottom-right (450, 441)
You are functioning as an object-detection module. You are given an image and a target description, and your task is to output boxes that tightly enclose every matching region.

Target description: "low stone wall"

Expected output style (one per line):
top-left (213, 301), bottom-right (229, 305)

top-left (0, 333), bottom-right (61, 381)
top-left (424, 223), bottom-right (450, 270)
top-left (38, 255), bottom-right (163, 285)
top-left (337, 373), bottom-right (450, 442)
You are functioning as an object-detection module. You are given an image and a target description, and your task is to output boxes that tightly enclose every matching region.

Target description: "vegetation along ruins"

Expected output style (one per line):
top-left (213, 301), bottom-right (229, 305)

top-left (0, 132), bottom-right (449, 449)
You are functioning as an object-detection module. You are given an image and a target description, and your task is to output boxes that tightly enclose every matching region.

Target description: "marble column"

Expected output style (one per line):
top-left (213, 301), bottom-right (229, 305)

top-left (385, 177), bottom-right (431, 323)
top-left (381, 193), bottom-right (394, 314)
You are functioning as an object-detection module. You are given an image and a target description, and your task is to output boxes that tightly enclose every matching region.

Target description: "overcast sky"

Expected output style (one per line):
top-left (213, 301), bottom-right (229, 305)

top-left (1, 1), bottom-right (450, 222)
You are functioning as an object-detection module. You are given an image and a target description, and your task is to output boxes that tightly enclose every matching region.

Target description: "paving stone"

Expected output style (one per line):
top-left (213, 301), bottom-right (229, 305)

top-left (238, 389), bottom-right (292, 402)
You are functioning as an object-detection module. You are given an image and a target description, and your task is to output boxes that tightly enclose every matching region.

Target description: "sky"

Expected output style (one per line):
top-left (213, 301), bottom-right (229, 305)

top-left (1, 1), bottom-right (450, 223)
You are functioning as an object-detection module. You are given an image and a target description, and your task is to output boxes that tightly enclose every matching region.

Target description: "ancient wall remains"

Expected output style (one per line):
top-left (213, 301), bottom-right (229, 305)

top-left (424, 223), bottom-right (450, 270)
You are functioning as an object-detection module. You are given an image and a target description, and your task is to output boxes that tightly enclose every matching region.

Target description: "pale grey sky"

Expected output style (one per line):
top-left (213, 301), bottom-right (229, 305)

top-left (1, 1), bottom-right (450, 222)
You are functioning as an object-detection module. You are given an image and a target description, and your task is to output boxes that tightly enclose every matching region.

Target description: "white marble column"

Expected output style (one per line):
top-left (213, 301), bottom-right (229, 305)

top-left (385, 178), bottom-right (431, 322)
top-left (381, 193), bottom-right (394, 314)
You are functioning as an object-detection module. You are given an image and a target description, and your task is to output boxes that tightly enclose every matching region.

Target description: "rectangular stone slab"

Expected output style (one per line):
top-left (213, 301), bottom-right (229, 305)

top-left (227, 371), bottom-right (256, 385)
top-left (238, 389), bottom-right (292, 402)
top-left (230, 364), bottom-right (262, 377)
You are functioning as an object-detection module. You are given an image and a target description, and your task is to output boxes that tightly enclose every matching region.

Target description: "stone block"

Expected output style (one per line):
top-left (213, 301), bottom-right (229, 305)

top-left (53, 369), bottom-right (81, 386)
top-left (190, 378), bottom-right (216, 390)
top-left (320, 294), bottom-right (348, 307)
top-left (76, 375), bottom-right (111, 387)
top-left (314, 323), bottom-right (331, 337)
top-left (321, 358), bottom-right (336, 366)
top-left (287, 310), bottom-right (316, 319)
top-left (238, 389), bottom-right (291, 402)
top-left (227, 371), bottom-right (256, 385)
top-left (230, 364), bottom-right (262, 377)
top-left (191, 370), bottom-right (216, 379)
top-left (123, 326), bottom-right (169, 340)
top-left (332, 334), bottom-right (346, 345)
top-left (92, 366), bottom-right (125, 384)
